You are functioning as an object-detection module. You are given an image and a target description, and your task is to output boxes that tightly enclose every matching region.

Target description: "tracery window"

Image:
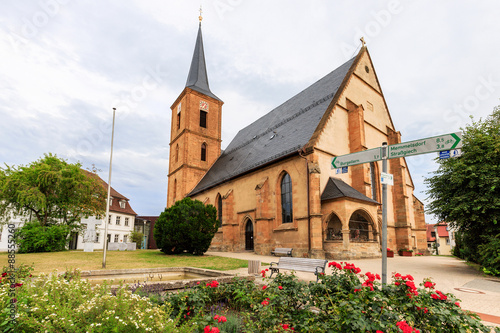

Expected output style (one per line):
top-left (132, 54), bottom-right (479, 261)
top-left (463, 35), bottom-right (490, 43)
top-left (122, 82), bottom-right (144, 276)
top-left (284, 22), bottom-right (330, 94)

top-left (281, 173), bottom-right (293, 223)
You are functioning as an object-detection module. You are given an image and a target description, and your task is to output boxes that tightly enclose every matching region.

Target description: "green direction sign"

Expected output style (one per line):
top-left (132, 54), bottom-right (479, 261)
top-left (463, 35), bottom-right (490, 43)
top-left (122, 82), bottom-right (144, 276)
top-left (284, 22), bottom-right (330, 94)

top-left (388, 132), bottom-right (462, 159)
top-left (331, 147), bottom-right (381, 169)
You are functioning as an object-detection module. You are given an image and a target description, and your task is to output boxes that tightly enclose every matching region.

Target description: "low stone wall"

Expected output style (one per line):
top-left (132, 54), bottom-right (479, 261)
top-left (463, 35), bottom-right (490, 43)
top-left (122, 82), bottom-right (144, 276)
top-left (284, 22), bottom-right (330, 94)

top-left (324, 241), bottom-right (381, 260)
top-left (80, 267), bottom-right (254, 292)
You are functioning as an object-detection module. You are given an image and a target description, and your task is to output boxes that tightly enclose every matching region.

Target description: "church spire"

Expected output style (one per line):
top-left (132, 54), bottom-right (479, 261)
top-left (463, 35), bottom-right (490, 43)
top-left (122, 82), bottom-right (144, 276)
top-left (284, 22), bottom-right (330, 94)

top-left (185, 17), bottom-right (221, 101)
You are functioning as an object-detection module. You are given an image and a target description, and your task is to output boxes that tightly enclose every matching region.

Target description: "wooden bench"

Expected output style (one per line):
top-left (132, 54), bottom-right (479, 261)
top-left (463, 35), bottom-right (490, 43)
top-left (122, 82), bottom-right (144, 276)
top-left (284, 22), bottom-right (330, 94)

top-left (271, 247), bottom-right (293, 257)
top-left (269, 257), bottom-right (328, 282)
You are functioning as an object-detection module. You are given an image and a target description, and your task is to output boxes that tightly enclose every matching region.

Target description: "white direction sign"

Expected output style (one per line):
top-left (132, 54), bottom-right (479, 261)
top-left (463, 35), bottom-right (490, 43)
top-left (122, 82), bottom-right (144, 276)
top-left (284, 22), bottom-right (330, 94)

top-left (388, 132), bottom-right (462, 159)
top-left (331, 147), bottom-right (381, 169)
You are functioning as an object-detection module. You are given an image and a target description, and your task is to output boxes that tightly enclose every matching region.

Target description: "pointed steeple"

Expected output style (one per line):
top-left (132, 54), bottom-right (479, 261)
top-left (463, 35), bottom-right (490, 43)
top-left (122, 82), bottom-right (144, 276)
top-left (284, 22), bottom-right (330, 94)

top-left (185, 24), bottom-right (221, 101)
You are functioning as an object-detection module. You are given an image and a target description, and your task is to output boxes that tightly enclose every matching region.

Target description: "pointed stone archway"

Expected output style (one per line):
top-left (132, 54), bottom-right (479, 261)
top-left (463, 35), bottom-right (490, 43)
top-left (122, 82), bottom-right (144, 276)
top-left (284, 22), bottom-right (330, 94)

top-left (245, 218), bottom-right (254, 251)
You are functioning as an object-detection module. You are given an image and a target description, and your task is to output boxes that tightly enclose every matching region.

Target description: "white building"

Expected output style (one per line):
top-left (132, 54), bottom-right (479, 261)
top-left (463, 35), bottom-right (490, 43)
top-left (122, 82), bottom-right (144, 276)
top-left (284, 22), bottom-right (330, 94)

top-left (69, 176), bottom-right (137, 251)
top-left (0, 174), bottom-right (137, 252)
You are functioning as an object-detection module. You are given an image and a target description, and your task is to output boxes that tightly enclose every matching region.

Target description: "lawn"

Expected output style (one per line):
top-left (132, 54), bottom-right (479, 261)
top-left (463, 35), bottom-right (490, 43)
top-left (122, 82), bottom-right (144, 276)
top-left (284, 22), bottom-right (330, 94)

top-left (1, 250), bottom-right (248, 275)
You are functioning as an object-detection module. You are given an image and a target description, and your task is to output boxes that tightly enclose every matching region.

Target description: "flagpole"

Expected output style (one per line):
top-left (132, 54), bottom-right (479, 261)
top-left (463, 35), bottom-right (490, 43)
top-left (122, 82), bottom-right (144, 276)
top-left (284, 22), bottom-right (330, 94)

top-left (102, 107), bottom-right (116, 268)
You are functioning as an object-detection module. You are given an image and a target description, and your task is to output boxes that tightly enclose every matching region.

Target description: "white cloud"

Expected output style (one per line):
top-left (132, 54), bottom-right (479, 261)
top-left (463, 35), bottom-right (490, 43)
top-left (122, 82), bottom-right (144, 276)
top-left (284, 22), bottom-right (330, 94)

top-left (0, 0), bottom-right (499, 220)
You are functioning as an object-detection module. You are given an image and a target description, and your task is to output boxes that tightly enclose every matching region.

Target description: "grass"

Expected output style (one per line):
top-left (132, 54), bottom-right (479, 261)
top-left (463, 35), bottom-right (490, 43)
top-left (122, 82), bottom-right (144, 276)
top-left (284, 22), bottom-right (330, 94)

top-left (0, 250), bottom-right (248, 275)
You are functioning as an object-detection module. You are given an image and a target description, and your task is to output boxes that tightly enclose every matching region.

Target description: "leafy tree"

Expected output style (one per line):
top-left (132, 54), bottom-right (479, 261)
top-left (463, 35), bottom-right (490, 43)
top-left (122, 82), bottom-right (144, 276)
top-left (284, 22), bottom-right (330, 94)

top-left (154, 197), bottom-right (219, 255)
top-left (425, 106), bottom-right (500, 262)
top-left (0, 153), bottom-right (106, 227)
top-left (130, 230), bottom-right (144, 249)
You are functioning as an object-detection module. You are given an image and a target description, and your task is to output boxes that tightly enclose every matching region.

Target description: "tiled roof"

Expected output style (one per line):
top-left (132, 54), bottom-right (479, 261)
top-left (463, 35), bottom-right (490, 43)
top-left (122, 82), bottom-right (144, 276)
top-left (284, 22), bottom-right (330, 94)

top-left (426, 223), bottom-right (449, 241)
top-left (189, 56), bottom-right (356, 196)
top-left (321, 177), bottom-right (380, 205)
top-left (82, 170), bottom-right (137, 216)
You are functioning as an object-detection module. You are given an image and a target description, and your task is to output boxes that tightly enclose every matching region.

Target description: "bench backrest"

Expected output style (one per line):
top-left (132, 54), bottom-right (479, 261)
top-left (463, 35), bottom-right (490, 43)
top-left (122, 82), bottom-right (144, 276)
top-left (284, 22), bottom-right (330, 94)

top-left (274, 248), bottom-right (292, 253)
top-left (277, 257), bottom-right (327, 272)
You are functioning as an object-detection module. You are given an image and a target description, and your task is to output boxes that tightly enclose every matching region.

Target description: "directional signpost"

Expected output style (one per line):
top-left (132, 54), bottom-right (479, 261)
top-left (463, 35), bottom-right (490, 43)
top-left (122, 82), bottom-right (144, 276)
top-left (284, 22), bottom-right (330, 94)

top-left (331, 147), bottom-right (381, 169)
top-left (330, 132), bottom-right (462, 287)
top-left (387, 132), bottom-right (462, 159)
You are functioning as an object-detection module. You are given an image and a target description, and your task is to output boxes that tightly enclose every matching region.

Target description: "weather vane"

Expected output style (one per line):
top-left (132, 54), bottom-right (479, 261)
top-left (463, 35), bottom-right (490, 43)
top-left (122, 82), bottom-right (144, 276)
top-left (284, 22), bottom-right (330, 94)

top-left (199, 5), bottom-right (203, 23)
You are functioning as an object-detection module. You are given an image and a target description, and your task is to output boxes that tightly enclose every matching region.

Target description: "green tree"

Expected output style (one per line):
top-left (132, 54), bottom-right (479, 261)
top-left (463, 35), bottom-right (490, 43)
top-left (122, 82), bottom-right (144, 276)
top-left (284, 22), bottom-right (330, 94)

top-left (130, 230), bottom-right (144, 249)
top-left (425, 106), bottom-right (500, 262)
top-left (154, 197), bottom-right (219, 255)
top-left (0, 153), bottom-right (106, 226)
top-left (0, 154), bottom-right (106, 252)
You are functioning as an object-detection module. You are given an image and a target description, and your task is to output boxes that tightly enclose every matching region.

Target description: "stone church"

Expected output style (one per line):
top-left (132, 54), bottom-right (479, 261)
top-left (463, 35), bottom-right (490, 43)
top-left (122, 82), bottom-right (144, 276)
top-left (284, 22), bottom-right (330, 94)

top-left (167, 23), bottom-right (427, 259)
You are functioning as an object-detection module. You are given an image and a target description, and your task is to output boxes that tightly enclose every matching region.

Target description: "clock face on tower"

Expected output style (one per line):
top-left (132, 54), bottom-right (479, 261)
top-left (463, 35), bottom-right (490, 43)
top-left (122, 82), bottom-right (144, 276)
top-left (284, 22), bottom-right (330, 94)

top-left (199, 100), bottom-right (209, 111)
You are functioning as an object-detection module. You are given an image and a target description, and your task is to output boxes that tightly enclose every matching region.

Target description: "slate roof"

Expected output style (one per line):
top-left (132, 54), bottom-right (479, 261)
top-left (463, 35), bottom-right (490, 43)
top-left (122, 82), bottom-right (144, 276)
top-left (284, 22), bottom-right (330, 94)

top-left (185, 24), bottom-right (221, 102)
top-left (189, 56), bottom-right (356, 196)
top-left (321, 177), bottom-right (380, 205)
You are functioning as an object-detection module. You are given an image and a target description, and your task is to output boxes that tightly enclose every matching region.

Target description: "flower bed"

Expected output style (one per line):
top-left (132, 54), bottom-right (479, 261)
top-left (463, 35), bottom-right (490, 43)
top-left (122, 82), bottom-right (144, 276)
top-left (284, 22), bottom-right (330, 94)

top-left (3, 263), bottom-right (498, 332)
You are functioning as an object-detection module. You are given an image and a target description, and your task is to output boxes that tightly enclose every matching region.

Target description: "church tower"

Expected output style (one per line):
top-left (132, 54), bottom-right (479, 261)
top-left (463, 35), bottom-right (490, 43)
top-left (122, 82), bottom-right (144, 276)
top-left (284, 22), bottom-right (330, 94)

top-left (167, 18), bottom-right (223, 207)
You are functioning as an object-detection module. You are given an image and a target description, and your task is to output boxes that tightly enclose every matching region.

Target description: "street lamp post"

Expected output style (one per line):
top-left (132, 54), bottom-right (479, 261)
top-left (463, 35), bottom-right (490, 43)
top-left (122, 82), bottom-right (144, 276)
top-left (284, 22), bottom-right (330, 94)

top-left (102, 108), bottom-right (116, 269)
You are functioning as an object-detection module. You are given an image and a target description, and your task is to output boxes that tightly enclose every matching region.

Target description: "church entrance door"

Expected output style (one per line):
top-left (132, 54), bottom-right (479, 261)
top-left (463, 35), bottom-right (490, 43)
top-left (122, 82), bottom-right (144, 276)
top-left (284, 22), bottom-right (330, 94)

top-left (245, 219), bottom-right (254, 251)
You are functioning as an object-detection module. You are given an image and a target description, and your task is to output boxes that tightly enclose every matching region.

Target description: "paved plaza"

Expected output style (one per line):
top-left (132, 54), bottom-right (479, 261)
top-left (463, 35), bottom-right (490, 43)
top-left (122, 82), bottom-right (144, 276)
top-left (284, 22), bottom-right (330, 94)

top-left (207, 251), bottom-right (500, 327)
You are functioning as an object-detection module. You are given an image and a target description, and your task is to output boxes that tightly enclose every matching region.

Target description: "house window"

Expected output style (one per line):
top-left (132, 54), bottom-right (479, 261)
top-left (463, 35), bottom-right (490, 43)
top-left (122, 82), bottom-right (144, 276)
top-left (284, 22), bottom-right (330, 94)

top-left (119, 201), bottom-right (126, 209)
top-left (217, 194), bottom-right (222, 227)
top-left (123, 235), bottom-right (128, 243)
top-left (108, 215), bottom-right (112, 224)
top-left (431, 232), bottom-right (436, 238)
top-left (114, 234), bottom-right (119, 242)
top-left (109, 198), bottom-right (113, 206)
top-left (124, 217), bottom-right (129, 226)
top-left (200, 110), bottom-right (207, 128)
top-left (116, 216), bottom-right (121, 225)
top-left (201, 143), bottom-right (207, 161)
top-left (280, 173), bottom-right (293, 223)
top-left (177, 112), bottom-right (181, 130)
top-left (446, 238), bottom-right (450, 245)
top-left (95, 233), bottom-right (100, 243)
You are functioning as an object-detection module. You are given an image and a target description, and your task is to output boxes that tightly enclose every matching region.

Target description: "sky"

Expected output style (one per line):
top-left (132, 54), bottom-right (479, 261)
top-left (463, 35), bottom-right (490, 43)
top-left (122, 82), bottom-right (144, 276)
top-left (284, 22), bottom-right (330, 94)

top-left (1, 1), bottom-right (499, 223)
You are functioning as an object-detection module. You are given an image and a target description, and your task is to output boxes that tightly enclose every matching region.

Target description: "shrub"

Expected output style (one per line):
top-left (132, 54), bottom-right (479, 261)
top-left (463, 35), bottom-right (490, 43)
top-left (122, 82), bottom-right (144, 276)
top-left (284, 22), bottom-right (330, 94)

top-left (478, 234), bottom-right (500, 276)
top-left (15, 220), bottom-right (71, 253)
top-left (154, 197), bottom-right (219, 255)
top-left (0, 268), bottom-right (192, 332)
top-left (151, 263), bottom-right (499, 333)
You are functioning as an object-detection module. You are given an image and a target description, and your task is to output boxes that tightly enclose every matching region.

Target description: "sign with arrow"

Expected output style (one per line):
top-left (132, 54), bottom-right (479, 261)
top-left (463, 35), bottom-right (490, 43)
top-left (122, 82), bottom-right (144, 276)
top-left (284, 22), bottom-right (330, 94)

top-left (388, 132), bottom-right (462, 159)
top-left (331, 147), bottom-right (381, 169)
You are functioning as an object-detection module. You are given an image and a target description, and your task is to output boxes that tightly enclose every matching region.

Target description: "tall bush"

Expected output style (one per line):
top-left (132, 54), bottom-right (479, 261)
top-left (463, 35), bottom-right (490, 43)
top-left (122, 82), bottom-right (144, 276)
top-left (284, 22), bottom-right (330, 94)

top-left (16, 220), bottom-right (70, 253)
top-left (154, 197), bottom-right (218, 255)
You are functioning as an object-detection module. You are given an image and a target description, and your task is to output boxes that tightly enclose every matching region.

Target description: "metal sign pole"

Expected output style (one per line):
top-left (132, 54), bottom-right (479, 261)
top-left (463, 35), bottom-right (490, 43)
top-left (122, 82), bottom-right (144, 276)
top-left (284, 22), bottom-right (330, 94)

top-left (381, 142), bottom-right (388, 287)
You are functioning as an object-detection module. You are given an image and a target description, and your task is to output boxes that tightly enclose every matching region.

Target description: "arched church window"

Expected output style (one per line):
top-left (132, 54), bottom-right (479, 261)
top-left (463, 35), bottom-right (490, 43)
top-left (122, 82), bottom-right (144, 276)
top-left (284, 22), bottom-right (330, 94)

top-left (370, 162), bottom-right (377, 201)
top-left (175, 144), bottom-right (179, 163)
top-left (281, 173), bottom-right (293, 223)
top-left (217, 194), bottom-right (223, 227)
top-left (201, 143), bottom-right (207, 161)
top-left (200, 110), bottom-right (207, 128)
top-left (349, 211), bottom-right (374, 242)
top-left (177, 112), bottom-right (181, 130)
top-left (173, 179), bottom-right (177, 202)
top-left (326, 214), bottom-right (342, 240)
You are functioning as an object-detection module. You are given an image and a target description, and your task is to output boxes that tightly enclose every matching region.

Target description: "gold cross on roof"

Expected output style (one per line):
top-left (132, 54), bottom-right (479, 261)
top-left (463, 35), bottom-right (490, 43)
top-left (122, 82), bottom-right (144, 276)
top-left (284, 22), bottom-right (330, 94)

top-left (199, 5), bottom-right (203, 22)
